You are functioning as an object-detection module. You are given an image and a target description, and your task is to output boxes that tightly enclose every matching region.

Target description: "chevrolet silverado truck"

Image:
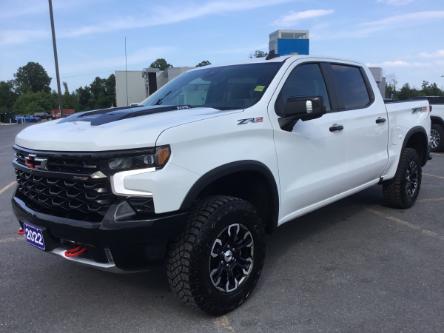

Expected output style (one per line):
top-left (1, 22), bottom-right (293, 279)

top-left (413, 96), bottom-right (444, 152)
top-left (12, 56), bottom-right (431, 315)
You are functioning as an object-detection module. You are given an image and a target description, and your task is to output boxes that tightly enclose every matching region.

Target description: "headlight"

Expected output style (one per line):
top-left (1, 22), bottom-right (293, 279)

top-left (107, 145), bottom-right (170, 171)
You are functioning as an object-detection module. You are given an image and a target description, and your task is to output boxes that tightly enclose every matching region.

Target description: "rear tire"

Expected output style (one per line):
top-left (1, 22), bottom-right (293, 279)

top-left (167, 195), bottom-right (265, 316)
top-left (430, 123), bottom-right (444, 152)
top-left (383, 148), bottom-right (422, 209)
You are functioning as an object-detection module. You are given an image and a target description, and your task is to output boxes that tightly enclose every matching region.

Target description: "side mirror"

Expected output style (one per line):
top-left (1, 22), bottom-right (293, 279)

top-left (279, 96), bottom-right (326, 121)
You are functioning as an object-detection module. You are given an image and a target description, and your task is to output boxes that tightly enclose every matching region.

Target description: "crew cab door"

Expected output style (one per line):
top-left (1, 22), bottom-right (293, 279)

top-left (321, 63), bottom-right (389, 187)
top-left (269, 62), bottom-right (356, 222)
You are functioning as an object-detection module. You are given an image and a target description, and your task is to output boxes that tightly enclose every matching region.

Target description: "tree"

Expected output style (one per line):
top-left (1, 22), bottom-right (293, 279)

top-left (13, 92), bottom-right (53, 115)
top-left (75, 74), bottom-right (115, 111)
top-left (14, 62), bottom-right (51, 94)
top-left (421, 81), bottom-right (442, 96)
top-left (196, 60), bottom-right (211, 67)
top-left (251, 50), bottom-right (268, 58)
top-left (0, 80), bottom-right (18, 113)
top-left (77, 86), bottom-right (93, 111)
top-left (397, 83), bottom-right (419, 100)
top-left (150, 58), bottom-right (172, 71)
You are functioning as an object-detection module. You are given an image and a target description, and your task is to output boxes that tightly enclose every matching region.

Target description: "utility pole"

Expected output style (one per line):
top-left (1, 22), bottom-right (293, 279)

top-left (125, 36), bottom-right (129, 106)
top-left (48, 0), bottom-right (63, 118)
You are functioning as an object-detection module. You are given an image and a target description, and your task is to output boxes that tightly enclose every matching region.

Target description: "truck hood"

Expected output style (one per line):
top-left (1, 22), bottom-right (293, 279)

top-left (15, 105), bottom-right (231, 151)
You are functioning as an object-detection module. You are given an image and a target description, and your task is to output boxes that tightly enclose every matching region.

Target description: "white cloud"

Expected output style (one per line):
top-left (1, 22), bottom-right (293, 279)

top-left (419, 49), bottom-right (444, 58)
top-left (360, 10), bottom-right (444, 33)
top-left (366, 48), bottom-right (444, 75)
top-left (0, 0), bottom-right (293, 45)
top-left (62, 0), bottom-right (293, 38)
top-left (313, 10), bottom-right (444, 40)
top-left (60, 46), bottom-right (173, 75)
top-left (377, 0), bottom-right (415, 6)
top-left (0, 29), bottom-right (48, 45)
top-left (0, 0), bottom-right (102, 20)
top-left (273, 9), bottom-right (334, 27)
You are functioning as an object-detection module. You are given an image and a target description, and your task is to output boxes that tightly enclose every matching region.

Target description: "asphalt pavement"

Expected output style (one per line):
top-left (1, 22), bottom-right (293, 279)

top-left (0, 124), bottom-right (443, 332)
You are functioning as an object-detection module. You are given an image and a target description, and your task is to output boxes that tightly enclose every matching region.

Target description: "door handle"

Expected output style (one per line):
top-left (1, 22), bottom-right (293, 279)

top-left (329, 124), bottom-right (344, 132)
top-left (376, 117), bottom-right (386, 124)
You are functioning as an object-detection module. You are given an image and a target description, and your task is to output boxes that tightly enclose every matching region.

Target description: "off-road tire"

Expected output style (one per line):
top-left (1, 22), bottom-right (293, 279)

top-left (430, 123), bottom-right (444, 152)
top-left (383, 148), bottom-right (422, 209)
top-left (166, 195), bottom-right (266, 316)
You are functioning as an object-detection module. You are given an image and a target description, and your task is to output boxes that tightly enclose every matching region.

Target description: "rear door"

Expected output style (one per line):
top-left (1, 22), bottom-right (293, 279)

top-left (322, 63), bottom-right (389, 187)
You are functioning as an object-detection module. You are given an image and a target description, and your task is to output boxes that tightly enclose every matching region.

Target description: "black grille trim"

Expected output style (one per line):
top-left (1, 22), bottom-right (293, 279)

top-left (15, 168), bottom-right (114, 222)
top-left (13, 147), bottom-right (120, 222)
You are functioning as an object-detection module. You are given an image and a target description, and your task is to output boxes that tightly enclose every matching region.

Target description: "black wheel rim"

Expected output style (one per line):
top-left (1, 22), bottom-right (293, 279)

top-left (430, 128), bottom-right (440, 149)
top-left (209, 223), bottom-right (254, 293)
top-left (405, 160), bottom-right (419, 197)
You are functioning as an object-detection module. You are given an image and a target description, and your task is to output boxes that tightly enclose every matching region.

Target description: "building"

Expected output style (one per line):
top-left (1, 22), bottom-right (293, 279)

top-left (369, 67), bottom-right (386, 98)
top-left (115, 70), bottom-right (147, 107)
top-left (115, 67), bottom-right (192, 107)
top-left (269, 30), bottom-right (309, 56)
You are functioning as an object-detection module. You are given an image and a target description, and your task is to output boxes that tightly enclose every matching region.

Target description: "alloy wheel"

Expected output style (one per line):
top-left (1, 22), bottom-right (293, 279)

top-left (209, 223), bottom-right (254, 293)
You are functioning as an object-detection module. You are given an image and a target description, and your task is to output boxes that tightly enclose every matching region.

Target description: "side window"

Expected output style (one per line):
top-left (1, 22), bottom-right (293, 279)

top-left (277, 63), bottom-right (331, 114)
top-left (328, 64), bottom-right (371, 110)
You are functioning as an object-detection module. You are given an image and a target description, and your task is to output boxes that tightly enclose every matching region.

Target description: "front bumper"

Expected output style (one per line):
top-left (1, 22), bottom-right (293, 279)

top-left (12, 195), bottom-right (188, 271)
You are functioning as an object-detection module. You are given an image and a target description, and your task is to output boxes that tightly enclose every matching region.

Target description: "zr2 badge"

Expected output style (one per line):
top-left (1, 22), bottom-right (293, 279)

top-left (237, 117), bottom-right (263, 125)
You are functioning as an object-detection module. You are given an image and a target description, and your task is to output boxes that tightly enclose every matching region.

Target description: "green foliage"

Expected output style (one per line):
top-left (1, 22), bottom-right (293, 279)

top-left (0, 80), bottom-right (18, 112)
top-left (14, 62), bottom-right (51, 94)
top-left (196, 60), bottom-right (211, 67)
top-left (389, 81), bottom-right (444, 100)
top-left (13, 92), bottom-right (53, 115)
top-left (150, 58), bottom-right (173, 71)
top-left (76, 74), bottom-right (115, 111)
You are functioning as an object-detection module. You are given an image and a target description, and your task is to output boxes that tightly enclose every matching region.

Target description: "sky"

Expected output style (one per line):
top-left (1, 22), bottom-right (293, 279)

top-left (1, 0), bottom-right (443, 91)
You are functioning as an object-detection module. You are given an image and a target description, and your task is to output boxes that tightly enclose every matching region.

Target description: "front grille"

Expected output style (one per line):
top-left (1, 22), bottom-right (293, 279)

top-left (15, 169), bottom-right (114, 222)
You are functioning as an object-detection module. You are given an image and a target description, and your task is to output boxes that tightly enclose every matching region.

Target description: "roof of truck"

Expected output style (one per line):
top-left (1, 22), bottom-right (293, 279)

top-left (207, 55), bottom-right (364, 66)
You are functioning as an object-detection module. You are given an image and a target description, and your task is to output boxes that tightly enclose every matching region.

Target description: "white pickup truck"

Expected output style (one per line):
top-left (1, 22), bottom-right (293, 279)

top-left (415, 96), bottom-right (444, 152)
top-left (12, 56), bottom-right (431, 315)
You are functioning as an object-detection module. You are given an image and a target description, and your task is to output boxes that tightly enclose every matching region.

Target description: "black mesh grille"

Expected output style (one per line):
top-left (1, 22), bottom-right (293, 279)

top-left (15, 169), bottom-right (114, 221)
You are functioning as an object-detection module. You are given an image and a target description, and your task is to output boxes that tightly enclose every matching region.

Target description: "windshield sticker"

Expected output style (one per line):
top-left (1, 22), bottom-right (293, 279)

top-left (254, 85), bottom-right (265, 92)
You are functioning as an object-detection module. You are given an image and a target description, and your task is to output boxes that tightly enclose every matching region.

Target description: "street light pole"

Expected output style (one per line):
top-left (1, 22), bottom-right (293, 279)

top-left (48, 0), bottom-right (63, 118)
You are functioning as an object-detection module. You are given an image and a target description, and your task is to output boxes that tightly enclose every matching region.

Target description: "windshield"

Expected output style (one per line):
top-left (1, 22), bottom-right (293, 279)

top-left (141, 63), bottom-right (283, 110)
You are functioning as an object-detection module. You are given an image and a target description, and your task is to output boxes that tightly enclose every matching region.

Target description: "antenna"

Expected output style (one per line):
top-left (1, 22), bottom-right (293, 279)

top-left (125, 36), bottom-right (129, 106)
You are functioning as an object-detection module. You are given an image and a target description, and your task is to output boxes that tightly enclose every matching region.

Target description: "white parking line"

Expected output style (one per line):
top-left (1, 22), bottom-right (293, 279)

top-left (0, 181), bottom-right (16, 195)
top-left (423, 173), bottom-right (444, 180)
top-left (367, 208), bottom-right (444, 241)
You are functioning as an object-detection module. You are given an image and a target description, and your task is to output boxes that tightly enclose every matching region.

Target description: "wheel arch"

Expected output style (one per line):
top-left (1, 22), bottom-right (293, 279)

top-left (402, 126), bottom-right (429, 166)
top-left (431, 116), bottom-right (444, 127)
top-left (180, 161), bottom-right (279, 233)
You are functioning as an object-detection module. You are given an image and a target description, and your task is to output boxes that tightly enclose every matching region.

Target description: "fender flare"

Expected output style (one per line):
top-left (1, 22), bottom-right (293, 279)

top-left (431, 116), bottom-right (444, 127)
top-left (180, 160), bottom-right (279, 228)
top-left (402, 126), bottom-right (429, 165)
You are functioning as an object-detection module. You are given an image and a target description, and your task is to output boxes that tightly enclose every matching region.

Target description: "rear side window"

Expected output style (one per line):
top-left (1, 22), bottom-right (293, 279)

top-left (328, 64), bottom-right (371, 110)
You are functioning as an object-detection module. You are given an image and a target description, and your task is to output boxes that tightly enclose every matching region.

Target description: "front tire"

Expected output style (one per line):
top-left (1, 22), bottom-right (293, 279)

top-left (430, 123), bottom-right (444, 152)
top-left (383, 148), bottom-right (422, 209)
top-left (167, 195), bottom-right (265, 316)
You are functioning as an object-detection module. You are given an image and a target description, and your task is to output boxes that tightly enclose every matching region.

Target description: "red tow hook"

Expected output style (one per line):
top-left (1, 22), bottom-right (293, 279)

top-left (17, 228), bottom-right (25, 236)
top-left (64, 245), bottom-right (88, 258)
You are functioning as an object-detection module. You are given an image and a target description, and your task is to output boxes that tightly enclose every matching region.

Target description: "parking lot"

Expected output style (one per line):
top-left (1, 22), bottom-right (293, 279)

top-left (0, 124), bottom-right (443, 333)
